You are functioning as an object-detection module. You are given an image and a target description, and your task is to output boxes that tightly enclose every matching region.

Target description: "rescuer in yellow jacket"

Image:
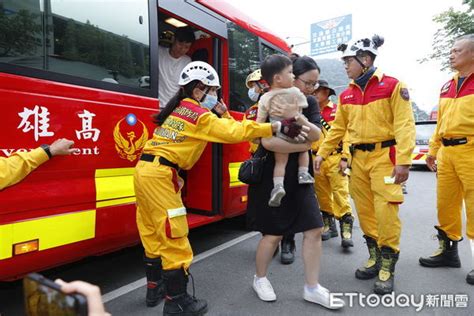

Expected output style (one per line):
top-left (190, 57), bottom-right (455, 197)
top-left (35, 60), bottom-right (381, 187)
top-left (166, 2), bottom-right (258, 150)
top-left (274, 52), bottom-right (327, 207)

top-left (314, 35), bottom-right (415, 294)
top-left (134, 61), bottom-right (308, 315)
top-left (244, 69), bottom-right (269, 154)
top-left (419, 34), bottom-right (474, 285)
top-left (312, 80), bottom-right (354, 248)
top-left (0, 138), bottom-right (75, 190)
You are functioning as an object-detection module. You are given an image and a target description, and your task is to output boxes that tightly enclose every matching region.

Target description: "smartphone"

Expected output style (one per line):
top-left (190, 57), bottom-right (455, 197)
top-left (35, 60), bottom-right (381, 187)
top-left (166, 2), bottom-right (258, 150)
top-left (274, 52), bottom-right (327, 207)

top-left (23, 273), bottom-right (88, 316)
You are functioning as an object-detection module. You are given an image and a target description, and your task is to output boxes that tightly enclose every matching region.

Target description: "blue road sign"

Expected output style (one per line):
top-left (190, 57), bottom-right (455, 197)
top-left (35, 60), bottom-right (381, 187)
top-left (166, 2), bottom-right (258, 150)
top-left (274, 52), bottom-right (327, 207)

top-left (310, 14), bottom-right (352, 56)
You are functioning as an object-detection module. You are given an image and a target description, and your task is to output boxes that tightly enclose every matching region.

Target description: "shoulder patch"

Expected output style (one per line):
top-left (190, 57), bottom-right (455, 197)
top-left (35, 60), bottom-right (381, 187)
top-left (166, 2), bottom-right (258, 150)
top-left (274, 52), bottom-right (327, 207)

top-left (245, 104), bottom-right (259, 121)
top-left (440, 81), bottom-right (451, 94)
top-left (246, 108), bottom-right (258, 120)
top-left (400, 88), bottom-right (410, 101)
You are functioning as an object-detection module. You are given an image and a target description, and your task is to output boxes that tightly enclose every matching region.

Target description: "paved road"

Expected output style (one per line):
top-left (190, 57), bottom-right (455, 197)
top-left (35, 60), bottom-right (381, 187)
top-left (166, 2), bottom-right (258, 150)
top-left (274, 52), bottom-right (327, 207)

top-left (1, 169), bottom-right (473, 315)
top-left (0, 216), bottom-right (249, 315)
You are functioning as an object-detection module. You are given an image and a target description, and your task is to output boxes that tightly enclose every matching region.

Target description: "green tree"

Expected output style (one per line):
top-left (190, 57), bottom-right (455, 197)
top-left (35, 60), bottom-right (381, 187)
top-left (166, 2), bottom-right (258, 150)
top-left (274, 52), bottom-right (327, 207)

top-left (421, 0), bottom-right (474, 70)
top-left (0, 9), bottom-right (42, 57)
top-left (227, 22), bottom-right (260, 110)
top-left (411, 102), bottom-right (429, 121)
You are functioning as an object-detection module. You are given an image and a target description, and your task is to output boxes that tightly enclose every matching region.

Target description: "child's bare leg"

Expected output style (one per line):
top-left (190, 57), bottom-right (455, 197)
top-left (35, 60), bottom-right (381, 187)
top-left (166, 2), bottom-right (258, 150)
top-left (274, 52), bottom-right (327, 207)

top-left (274, 152), bottom-right (288, 178)
top-left (298, 150), bottom-right (309, 170)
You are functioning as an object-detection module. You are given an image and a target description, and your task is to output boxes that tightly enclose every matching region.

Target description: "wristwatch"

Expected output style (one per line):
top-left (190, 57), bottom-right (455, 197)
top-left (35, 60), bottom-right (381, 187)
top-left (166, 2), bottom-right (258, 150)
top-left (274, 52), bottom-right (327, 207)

top-left (40, 144), bottom-right (53, 159)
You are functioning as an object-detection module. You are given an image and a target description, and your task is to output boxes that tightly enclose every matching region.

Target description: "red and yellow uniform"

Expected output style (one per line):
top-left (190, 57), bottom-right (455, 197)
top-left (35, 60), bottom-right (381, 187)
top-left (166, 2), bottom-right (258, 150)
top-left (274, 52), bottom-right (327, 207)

top-left (135, 98), bottom-right (273, 270)
top-left (312, 101), bottom-right (352, 219)
top-left (244, 103), bottom-right (259, 154)
top-left (429, 73), bottom-right (474, 241)
top-left (0, 148), bottom-right (49, 190)
top-left (317, 69), bottom-right (415, 251)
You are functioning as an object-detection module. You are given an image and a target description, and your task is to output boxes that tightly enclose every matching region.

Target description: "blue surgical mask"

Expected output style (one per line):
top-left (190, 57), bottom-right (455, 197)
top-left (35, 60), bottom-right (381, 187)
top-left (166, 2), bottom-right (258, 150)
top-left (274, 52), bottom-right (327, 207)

top-left (248, 87), bottom-right (259, 102)
top-left (201, 94), bottom-right (218, 110)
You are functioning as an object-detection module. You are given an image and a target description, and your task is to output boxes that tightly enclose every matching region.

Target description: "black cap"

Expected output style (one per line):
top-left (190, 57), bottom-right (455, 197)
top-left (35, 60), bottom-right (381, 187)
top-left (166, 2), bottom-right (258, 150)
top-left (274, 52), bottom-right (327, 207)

top-left (317, 80), bottom-right (336, 96)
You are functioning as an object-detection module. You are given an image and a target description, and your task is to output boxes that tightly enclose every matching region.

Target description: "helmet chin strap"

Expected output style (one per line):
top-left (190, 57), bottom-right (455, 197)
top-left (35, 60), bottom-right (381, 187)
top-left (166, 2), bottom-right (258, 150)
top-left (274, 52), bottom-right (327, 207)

top-left (199, 86), bottom-right (210, 102)
top-left (354, 56), bottom-right (369, 74)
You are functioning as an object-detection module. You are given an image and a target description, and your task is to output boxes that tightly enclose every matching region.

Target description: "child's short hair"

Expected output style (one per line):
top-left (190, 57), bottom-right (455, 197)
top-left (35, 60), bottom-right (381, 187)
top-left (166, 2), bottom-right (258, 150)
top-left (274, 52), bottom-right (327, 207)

top-left (261, 54), bottom-right (292, 86)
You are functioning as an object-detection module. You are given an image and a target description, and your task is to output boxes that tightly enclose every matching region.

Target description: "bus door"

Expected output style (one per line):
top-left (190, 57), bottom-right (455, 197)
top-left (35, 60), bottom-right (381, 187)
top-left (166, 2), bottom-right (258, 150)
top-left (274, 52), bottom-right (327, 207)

top-left (158, 0), bottom-right (226, 216)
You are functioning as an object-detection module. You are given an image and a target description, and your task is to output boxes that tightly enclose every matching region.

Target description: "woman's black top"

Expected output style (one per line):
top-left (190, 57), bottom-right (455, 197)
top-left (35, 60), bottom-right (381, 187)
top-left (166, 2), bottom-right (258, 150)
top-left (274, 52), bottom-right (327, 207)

top-left (246, 95), bottom-right (323, 235)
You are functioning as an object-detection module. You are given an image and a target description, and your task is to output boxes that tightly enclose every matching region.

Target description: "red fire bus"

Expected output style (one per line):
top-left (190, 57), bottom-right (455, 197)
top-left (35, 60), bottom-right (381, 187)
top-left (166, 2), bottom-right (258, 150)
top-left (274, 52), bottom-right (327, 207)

top-left (0, 0), bottom-right (290, 281)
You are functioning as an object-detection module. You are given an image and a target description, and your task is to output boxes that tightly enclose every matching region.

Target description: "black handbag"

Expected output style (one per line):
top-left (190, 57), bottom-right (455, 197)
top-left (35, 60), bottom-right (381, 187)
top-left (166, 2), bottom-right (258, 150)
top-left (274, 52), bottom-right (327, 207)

top-left (238, 148), bottom-right (267, 185)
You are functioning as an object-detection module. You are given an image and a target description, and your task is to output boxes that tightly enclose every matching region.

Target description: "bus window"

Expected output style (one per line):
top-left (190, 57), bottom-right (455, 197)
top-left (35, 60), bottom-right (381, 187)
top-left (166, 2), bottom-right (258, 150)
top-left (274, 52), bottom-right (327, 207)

top-left (261, 43), bottom-right (285, 60)
top-left (0, 0), bottom-right (150, 89)
top-left (228, 22), bottom-right (260, 112)
top-left (0, 0), bottom-right (43, 68)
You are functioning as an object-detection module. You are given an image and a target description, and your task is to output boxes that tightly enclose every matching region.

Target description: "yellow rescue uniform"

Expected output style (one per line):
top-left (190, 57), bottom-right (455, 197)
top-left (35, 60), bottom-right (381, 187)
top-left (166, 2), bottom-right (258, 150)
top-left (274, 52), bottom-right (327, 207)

top-left (135, 98), bottom-right (273, 270)
top-left (312, 101), bottom-right (352, 219)
top-left (317, 69), bottom-right (415, 252)
top-left (244, 103), bottom-right (259, 154)
top-left (429, 73), bottom-right (474, 241)
top-left (0, 148), bottom-right (49, 190)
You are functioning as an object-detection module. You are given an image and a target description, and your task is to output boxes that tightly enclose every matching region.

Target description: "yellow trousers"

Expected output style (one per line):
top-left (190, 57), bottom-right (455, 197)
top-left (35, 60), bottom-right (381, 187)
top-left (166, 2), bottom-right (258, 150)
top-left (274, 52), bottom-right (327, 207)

top-left (134, 160), bottom-right (193, 270)
top-left (314, 153), bottom-right (352, 219)
top-left (349, 146), bottom-right (404, 252)
top-left (437, 143), bottom-right (474, 240)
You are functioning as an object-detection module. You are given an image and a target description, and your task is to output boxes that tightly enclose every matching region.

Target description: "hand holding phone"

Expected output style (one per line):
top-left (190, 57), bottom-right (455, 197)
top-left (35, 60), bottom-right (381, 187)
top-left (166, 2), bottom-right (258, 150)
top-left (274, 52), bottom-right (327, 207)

top-left (56, 279), bottom-right (110, 316)
top-left (24, 273), bottom-right (88, 316)
top-left (24, 273), bottom-right (110, 316)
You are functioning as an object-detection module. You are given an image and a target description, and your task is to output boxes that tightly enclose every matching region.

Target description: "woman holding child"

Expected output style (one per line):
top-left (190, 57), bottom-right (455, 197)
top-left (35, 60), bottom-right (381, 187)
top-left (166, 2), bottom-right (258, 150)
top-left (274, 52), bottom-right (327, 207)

top-left (247, 54), bottom-right (344, 309)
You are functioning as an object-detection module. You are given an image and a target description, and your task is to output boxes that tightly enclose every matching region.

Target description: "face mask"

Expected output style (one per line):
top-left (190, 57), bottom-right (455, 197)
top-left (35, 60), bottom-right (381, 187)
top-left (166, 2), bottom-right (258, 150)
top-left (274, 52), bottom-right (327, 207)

top-left (200, 93), bottom-right (218, 110)
top-left (248, 87), bottom-right (259, 102)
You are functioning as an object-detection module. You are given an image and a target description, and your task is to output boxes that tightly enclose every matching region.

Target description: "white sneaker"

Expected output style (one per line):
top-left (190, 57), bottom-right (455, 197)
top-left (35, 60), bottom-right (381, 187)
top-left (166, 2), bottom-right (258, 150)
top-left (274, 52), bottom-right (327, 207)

top-left (303, 284), bottom-right (345, 309)
top-left (252, 275), bottom-right (277, 301)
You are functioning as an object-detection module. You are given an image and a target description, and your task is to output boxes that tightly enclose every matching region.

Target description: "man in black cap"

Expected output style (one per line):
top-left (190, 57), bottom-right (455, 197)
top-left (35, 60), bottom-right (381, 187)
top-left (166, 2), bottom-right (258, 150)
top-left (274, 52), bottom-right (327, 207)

top-left (312, 80), bottom-right (354, 248)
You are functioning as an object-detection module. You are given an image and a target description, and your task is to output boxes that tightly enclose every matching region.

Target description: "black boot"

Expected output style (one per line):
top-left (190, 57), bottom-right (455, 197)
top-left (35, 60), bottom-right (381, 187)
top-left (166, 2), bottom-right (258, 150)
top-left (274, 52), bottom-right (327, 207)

top-left (321, 211), bottom-right (338, 241)
top-left (467, 270), bottom-right (474, 285)
top-left (144, 256), bottom-right (165, 307)
top-left (280, 234), bottom-right (296, 264)
top-left (419, 227), bottom-right (461, 268)
top-left (339, 214), bottom-right (354, 248)
top-left (163, 269), bottom-right (208, 316)
top-left (355, 235), bottom-right (380, 280)
top-left (374, 247), bottom-right (399, 295)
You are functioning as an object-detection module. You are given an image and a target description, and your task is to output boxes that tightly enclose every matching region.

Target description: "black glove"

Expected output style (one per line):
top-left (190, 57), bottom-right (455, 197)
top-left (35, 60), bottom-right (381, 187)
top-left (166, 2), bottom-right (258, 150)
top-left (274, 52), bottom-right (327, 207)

top-left (280, 118), bottom-right (302, 138)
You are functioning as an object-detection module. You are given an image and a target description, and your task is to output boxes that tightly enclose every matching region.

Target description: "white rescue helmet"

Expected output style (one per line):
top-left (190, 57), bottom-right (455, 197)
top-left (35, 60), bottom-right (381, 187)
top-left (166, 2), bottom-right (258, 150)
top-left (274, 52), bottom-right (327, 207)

top-left (338, 35), bottom-right (384, 58)
top-left (178, 61), bottom-right (220, 88)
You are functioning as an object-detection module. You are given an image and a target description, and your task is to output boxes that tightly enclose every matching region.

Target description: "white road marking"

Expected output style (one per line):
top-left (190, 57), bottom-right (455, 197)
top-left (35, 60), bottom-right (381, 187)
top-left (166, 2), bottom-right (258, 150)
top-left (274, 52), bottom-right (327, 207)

top-left (102, 231), bottom-right (259, 303)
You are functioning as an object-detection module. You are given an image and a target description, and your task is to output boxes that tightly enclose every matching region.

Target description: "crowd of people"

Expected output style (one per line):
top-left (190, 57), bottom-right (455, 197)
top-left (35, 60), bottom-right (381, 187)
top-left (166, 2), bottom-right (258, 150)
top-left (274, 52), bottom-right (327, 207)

top-left (133, 32), bottom-right (474, 315)
top-left (2, 27), bottom-right (473, 315)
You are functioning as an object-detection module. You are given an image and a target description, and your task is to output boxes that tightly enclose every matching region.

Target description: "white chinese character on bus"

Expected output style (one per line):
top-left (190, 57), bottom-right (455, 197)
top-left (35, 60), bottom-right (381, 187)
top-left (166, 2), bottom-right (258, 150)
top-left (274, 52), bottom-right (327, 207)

top-left (17, 105), bottom-right (55, 141)
top-left (76, 110), bottom-right (100, 142)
